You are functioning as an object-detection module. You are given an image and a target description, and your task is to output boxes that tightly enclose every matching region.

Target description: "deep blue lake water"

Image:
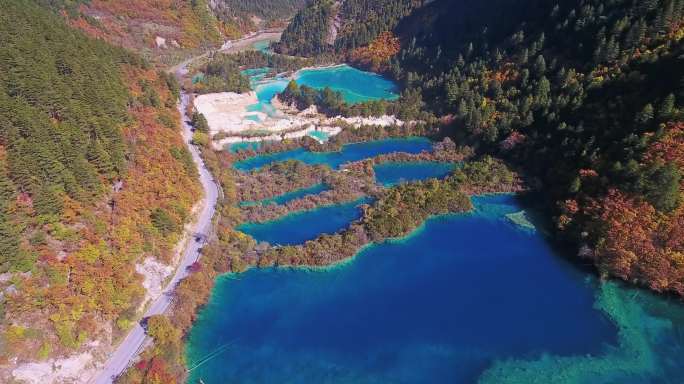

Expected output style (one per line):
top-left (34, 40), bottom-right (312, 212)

top-left (187, 194), bottom-right (684, 383)
top-left (373, 161), bottom-right (455, 186)
top-left (240, 183), bottom-right (329, 207)
top-left (193, 56), bottom-right (684, 382)
top-left (234, 137), bottom-right (433, 172)
top-left (236, 197), bottom-right (370, 246)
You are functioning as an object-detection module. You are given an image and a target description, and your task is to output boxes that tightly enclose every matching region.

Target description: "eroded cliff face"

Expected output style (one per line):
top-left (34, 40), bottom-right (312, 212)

top-left (325, 1), bottom-right (344, 46)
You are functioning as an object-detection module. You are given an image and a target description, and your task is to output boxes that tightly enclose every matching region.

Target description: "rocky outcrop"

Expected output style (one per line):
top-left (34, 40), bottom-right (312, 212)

top-left (326, 1), bottom-right (344, 45)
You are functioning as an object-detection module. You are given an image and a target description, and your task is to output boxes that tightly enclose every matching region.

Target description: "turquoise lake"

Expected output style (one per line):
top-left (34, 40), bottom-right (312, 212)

top-left (308, 130), bottom-right (330, 142)
top-left (231, 64), bottom-right (390, 151)
top-left (234, 137), bottom-right (433, 172)
top-left (239, 183), bottom-right (329, 207)
top-left (294, 65), bottom-right (399, 103)
top-left (247, 64), bottom-right (399, 110)
top-left (186, 193), bottom-right (684, 383)
top-left (228, 141), bottom-right (261, 153)
top-left (252, 40), bottom-right (271, 53)
top-left (373, 161), bottom-right (456, 186)
top-left (236, 197), bottom-right (370, 246)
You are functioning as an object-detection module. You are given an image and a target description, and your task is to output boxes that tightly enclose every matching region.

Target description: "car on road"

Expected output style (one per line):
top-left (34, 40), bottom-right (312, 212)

top-left (139, 316), bottom-right (150, 332)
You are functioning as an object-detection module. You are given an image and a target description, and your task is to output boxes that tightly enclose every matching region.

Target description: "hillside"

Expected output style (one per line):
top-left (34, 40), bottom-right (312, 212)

top-left (280, 0), bottom-right (684, 296)
top-left (55, 0), bottom-right (306, 65)
top-left (0, 0), bottom-right (681, 381)
top-left (0, 0), bottom-right (200, 380)
top-left (275, 0), bottom-right (424, 56)
top-left (211, 0), bottom-right (307, 31)
top-left (392, 0), bottom-right (684, 295)
top-left (45, 0), bottom-right (224, 65)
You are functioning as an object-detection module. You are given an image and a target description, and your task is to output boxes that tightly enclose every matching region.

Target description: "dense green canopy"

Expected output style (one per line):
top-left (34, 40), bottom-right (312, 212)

top-left (0, 0), bottom-right (137, 271)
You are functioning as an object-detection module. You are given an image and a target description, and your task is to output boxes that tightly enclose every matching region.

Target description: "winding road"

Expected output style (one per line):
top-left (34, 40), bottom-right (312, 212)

top-left (91, 29), bottom-right (284, 383)
top-left (91, 92), bottom-right (219, 384)
top-left (167, 29), bottom-right (282, 76)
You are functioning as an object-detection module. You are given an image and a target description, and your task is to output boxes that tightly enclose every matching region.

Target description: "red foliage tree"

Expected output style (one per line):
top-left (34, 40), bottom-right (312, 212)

top-left (589, 189), bottom-right (684, 295)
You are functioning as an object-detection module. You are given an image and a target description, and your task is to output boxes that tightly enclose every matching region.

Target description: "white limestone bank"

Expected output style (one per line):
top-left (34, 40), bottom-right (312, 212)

top-left (193, 92), bottom-right (404, 150)
top-left (194, 92), bottom-right (263, 134)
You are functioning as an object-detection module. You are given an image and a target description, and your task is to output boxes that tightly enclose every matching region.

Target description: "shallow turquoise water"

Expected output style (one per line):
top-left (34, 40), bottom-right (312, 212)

top-left (241, 67), bottom-right (287, 117)
top-left (254, 78), bottom-right (290, 103)
top-left (295, 65), bottom-right (399, 103)
top-left (252, 40), bottom-right (271, 53)
top-left (242, 67), bottom-right (271, 78)
top-left (227, 141), bottom-right (261, 153)
top-left (187, 194), bottom-right (684, 383)
top-left (240, 183), bottom-right (329, 207)
top-left (191, 72), bottom-right (205, 84)
top-left (247, 64), bottom-right (398, 106)
top-left (240, 67), bottom-right (271, 88)
top-left (373, 162), bottom-right (455, 186)
top-left (307, 130), bottom-right (330, 142)
top-left (234, 137), bottom-right (433, 172)
top-left (236, 197), bottom-right (370, 246)
top-left (240, 64), bottom-right (398, 119)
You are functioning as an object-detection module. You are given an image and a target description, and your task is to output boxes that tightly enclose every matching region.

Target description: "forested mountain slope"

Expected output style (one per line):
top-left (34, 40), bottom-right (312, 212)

top-left (281, 0), bottom-right (684, 296)
top-left (275, 0), bottom-right (424, 56)
top-left (391, 0), bottom-right (684, 295)
top-left (42, 0), bottom-right (224, 64)
top-left (54, 0), bottom-right (305, 64)
top-left (0, 0), bottom-right (199, 378)
top-left (211, 0), bottom-right (307, 31)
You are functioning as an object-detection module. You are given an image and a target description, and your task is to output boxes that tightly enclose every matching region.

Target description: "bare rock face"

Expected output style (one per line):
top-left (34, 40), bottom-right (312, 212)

top-left (136, 257), bottom-right (174, 308)
top-left (12, 352), bottom-right (96, 384)
top-left (326, 1), bottom-right (344, 46)
top-left (155, 36), bottom-right (167, 49)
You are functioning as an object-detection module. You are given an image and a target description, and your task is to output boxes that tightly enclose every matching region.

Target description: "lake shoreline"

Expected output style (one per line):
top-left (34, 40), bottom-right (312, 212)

top-left (187, 192), bottom-right (683, 383)
top-left (236, 138), bottom-right (470, 224)
top-left (194, 62), bottom-right (406, 149)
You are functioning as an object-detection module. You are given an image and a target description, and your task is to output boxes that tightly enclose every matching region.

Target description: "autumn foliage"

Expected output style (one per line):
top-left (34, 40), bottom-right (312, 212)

top-left (67, 0), bottom-right (223, 58)
top-left (118, 138), bottom-right (253, 384)
top-left (589, 189), bottom-right (684, 295)
top-left (644, 122), bottom-right (684, 169)
top-left (588, 122), bottom-right (684, 296)
top-left (127, 356), bottom-right (177, 384)
top-left (350, 32), bottom-right (401, 72)
top-left (0, 3), bottom-right (201, 365)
